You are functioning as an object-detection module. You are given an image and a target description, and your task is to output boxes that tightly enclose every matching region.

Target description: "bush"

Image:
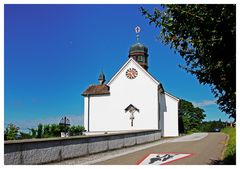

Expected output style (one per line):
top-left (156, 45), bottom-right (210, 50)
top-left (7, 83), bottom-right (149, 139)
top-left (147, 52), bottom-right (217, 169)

top-left (50, 124), bottom-right (61, 137)
top-left (43, 124), bottom-right (51, 137)
top-left (221, 127), bottom-right (236, 164)
top-left (19, 132), bottom-right (32, 139)
top-left (69, 125), bottom-right (85, 136)
top-left (37, 123), bottom-right (43, 138)
top-left (4, 124), bottom-right (20, 140)
top-left (28, 128), bottom-right (37, 138)
top-left (4, 123), bottom-right (85, 140)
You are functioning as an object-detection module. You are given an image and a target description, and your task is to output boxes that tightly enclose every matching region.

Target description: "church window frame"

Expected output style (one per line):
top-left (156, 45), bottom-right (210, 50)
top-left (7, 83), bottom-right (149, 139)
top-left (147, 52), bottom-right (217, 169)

top-left (138, 55), bottom-right (143, 62)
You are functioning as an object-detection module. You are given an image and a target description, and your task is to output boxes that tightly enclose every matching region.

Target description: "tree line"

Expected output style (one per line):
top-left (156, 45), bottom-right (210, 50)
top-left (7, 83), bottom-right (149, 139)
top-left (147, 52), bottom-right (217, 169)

top-left (178, 99), bottom-right (231, 134)
top-left (4, 123), bottom-right (85, 140)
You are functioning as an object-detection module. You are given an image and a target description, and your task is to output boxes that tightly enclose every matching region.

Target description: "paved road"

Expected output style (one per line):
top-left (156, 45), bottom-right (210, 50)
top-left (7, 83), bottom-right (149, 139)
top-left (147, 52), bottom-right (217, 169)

top-left (95, 132), bottom-right (227, 165)
top-left (52, 132), bottom-right (227, 165)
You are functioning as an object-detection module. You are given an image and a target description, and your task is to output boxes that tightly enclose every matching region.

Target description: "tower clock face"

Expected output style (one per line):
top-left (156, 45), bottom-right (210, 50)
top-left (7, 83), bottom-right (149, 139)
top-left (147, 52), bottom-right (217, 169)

top-left (126, 68), bottom-right (138, 79)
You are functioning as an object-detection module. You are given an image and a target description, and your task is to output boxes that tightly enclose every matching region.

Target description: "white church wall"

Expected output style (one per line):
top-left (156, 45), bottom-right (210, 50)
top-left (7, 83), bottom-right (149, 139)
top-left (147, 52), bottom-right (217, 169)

top-left (159, 93), bottom-right (166, 132)
top-left (87, 95), bottom-right (112, 131)
top-left (84, 97), bottom-right (89, 131)
top-left (86, 59), bottom-right (160, 132)
top-left (162, 92), bottom-right (179, 137)
top-left (109, 61), bottom-right (159, 131)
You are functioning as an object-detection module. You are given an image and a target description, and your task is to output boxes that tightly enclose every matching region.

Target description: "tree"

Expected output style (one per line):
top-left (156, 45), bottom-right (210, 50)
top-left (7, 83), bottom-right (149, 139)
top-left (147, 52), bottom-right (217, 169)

top-left (178, 99), bottom-right (206, 133)
top-left (4, 123), bottom-right (20, 140)
top-left (140, 5), bottom-right (236, 120)
top-left (50, 124), bottom-right (61, 137)
top-left (43, 124), bottom-right (51, 137)
top-left (28, 128), bottom-right (37, 138)
top-left (19, 132), bottom-right (32, 139)
top-left (4, 123), bottom-right (86, 140)
top-left (200, 120), bottom-right (226, 132)
top-left (37, 123), bottom-right (43, 138)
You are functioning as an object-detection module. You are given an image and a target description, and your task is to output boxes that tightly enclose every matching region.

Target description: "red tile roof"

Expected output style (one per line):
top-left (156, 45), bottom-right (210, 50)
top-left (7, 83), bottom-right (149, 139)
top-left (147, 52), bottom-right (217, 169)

top-left (82, 84), bottom-right (110, 96)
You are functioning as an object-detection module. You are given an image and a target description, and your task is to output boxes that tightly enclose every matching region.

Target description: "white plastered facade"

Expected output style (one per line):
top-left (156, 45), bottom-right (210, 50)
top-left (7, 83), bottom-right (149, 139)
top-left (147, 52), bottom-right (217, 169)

top-left (83, 58), bottom-right (179, 137)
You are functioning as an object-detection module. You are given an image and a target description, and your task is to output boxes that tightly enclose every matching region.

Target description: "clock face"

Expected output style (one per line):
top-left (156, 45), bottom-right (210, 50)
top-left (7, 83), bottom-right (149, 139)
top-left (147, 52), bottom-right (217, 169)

top-left (126, 68), bottom-right (138, 79)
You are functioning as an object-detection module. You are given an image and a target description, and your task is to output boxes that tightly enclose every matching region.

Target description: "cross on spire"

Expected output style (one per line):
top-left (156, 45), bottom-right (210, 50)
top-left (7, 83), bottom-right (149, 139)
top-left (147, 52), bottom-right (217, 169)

top-left (135, 26), bottom-right (141, 43)
top-left (135, 26), bottom-right (141, 33)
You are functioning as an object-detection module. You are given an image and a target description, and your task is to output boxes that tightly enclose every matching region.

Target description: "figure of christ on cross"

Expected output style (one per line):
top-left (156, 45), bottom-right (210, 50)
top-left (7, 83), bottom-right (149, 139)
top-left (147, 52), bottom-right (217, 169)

top-left (124, 104), bottom-right (139, 127)
top-left (129, 112), bottom-right (135, 126)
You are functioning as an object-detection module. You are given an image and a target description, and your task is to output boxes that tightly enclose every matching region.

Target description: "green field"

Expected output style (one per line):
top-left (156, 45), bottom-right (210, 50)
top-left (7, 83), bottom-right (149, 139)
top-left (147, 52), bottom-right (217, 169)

top-left (221, 127), bottom-right (236, 165)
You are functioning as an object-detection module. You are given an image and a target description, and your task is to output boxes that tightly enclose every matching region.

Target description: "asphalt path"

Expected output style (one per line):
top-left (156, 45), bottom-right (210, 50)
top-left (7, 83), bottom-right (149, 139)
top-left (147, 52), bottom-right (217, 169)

top-left (52, 132), bottom-right (227, 165)
top-left (95, 132), bottom-right (227, 165)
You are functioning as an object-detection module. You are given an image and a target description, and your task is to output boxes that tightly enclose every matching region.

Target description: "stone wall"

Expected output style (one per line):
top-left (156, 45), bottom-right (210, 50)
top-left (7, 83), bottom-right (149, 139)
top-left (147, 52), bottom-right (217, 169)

top-left (4, 130), bottom-right (161, 165)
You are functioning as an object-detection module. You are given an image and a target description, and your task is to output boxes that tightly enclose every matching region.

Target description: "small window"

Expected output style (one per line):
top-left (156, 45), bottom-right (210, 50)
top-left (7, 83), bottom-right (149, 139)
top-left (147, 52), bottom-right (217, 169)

top-left (138, 56), bottom-right (143, 62)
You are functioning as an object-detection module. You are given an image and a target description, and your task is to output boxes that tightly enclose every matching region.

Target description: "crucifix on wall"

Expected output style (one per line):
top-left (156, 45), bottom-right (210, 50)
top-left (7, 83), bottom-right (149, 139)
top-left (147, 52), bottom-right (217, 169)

top-left (125, 104), bottom-right (140, 127)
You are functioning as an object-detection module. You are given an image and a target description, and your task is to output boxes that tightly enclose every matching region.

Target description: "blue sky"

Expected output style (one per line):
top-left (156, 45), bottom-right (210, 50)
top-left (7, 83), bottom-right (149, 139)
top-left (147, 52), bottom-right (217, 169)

top-left (4, 4), bottom-right (232, 130)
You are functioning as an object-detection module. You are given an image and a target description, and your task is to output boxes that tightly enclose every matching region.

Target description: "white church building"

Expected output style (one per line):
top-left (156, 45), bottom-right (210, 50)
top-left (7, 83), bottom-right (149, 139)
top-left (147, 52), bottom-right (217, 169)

top-left (82, 27), bottom-right (179, 137)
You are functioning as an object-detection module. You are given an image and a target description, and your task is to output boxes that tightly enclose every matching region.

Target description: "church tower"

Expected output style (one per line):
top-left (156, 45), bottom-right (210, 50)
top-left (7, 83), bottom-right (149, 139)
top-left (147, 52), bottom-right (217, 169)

top-left (128, 26), bottom-right (149, 71)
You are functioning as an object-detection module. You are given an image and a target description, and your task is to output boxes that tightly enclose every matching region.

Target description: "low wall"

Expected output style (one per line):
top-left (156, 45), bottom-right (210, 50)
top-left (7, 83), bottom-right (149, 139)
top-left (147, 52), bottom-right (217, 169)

top-left (4, 130), bottom-right (161, 165)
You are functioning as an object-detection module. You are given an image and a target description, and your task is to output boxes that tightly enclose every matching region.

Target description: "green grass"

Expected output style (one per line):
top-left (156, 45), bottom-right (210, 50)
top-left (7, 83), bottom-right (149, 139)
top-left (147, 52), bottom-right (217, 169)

top-left (221, 127), bottom-right (236, 165)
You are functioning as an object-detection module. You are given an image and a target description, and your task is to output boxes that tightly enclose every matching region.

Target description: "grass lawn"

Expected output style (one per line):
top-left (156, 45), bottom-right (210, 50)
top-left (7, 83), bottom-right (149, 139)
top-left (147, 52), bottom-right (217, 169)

top-left (221, 127), bottom-right (236, 165)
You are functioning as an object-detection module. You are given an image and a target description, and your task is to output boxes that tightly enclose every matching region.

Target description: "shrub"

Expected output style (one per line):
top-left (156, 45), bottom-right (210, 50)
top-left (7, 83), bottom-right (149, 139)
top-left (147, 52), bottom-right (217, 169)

top-left (4, 124), bottom-right (20, 140)
top-left (221, 127), bottom-right (236, 164)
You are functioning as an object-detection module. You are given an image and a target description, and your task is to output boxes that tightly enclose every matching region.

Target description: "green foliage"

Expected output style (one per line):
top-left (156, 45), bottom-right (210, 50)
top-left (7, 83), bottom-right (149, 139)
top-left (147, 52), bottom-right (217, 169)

top-left (37, 123), bottom-right (43, 138)
top-left (59, 124), bottom-right (70, 133)
top-left (5, 123), bottom-right (85, 140)
top-left (140, 5), bottom-right (236, 120)
top-left (200, 119), bottom-right (226, 132)
top-left (50, 124), bottom-right (61, 137)
top-left (28, 128), bottom-right (37, 138)
top-left (221, 127), bottom-right (236, 164)
top-left (4, 123), bottom-right (20, 140)
top-left (43, 124), bottom-right (51, 137)
top-left (19, 132), bottom-right (32, 139)
top-left (178, 99), bottom-right (206, 133)
top-left (69, 125), bottom-right (85, 136)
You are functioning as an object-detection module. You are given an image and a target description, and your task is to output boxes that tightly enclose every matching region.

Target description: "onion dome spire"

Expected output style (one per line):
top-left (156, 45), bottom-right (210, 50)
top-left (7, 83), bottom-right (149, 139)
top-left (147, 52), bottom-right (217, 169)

top-left (129, 26), bottom-right (149, 71)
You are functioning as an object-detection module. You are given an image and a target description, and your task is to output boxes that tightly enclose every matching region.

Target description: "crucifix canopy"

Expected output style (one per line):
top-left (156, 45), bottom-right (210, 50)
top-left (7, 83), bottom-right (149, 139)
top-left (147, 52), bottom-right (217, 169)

top-left (125, 104), bottom-right (139, 113)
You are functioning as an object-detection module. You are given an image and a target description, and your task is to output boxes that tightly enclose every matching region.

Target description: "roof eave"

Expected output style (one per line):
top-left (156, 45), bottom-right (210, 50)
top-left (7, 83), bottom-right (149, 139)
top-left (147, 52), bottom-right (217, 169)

top-left (82, 93), bottom-right (110, 97)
